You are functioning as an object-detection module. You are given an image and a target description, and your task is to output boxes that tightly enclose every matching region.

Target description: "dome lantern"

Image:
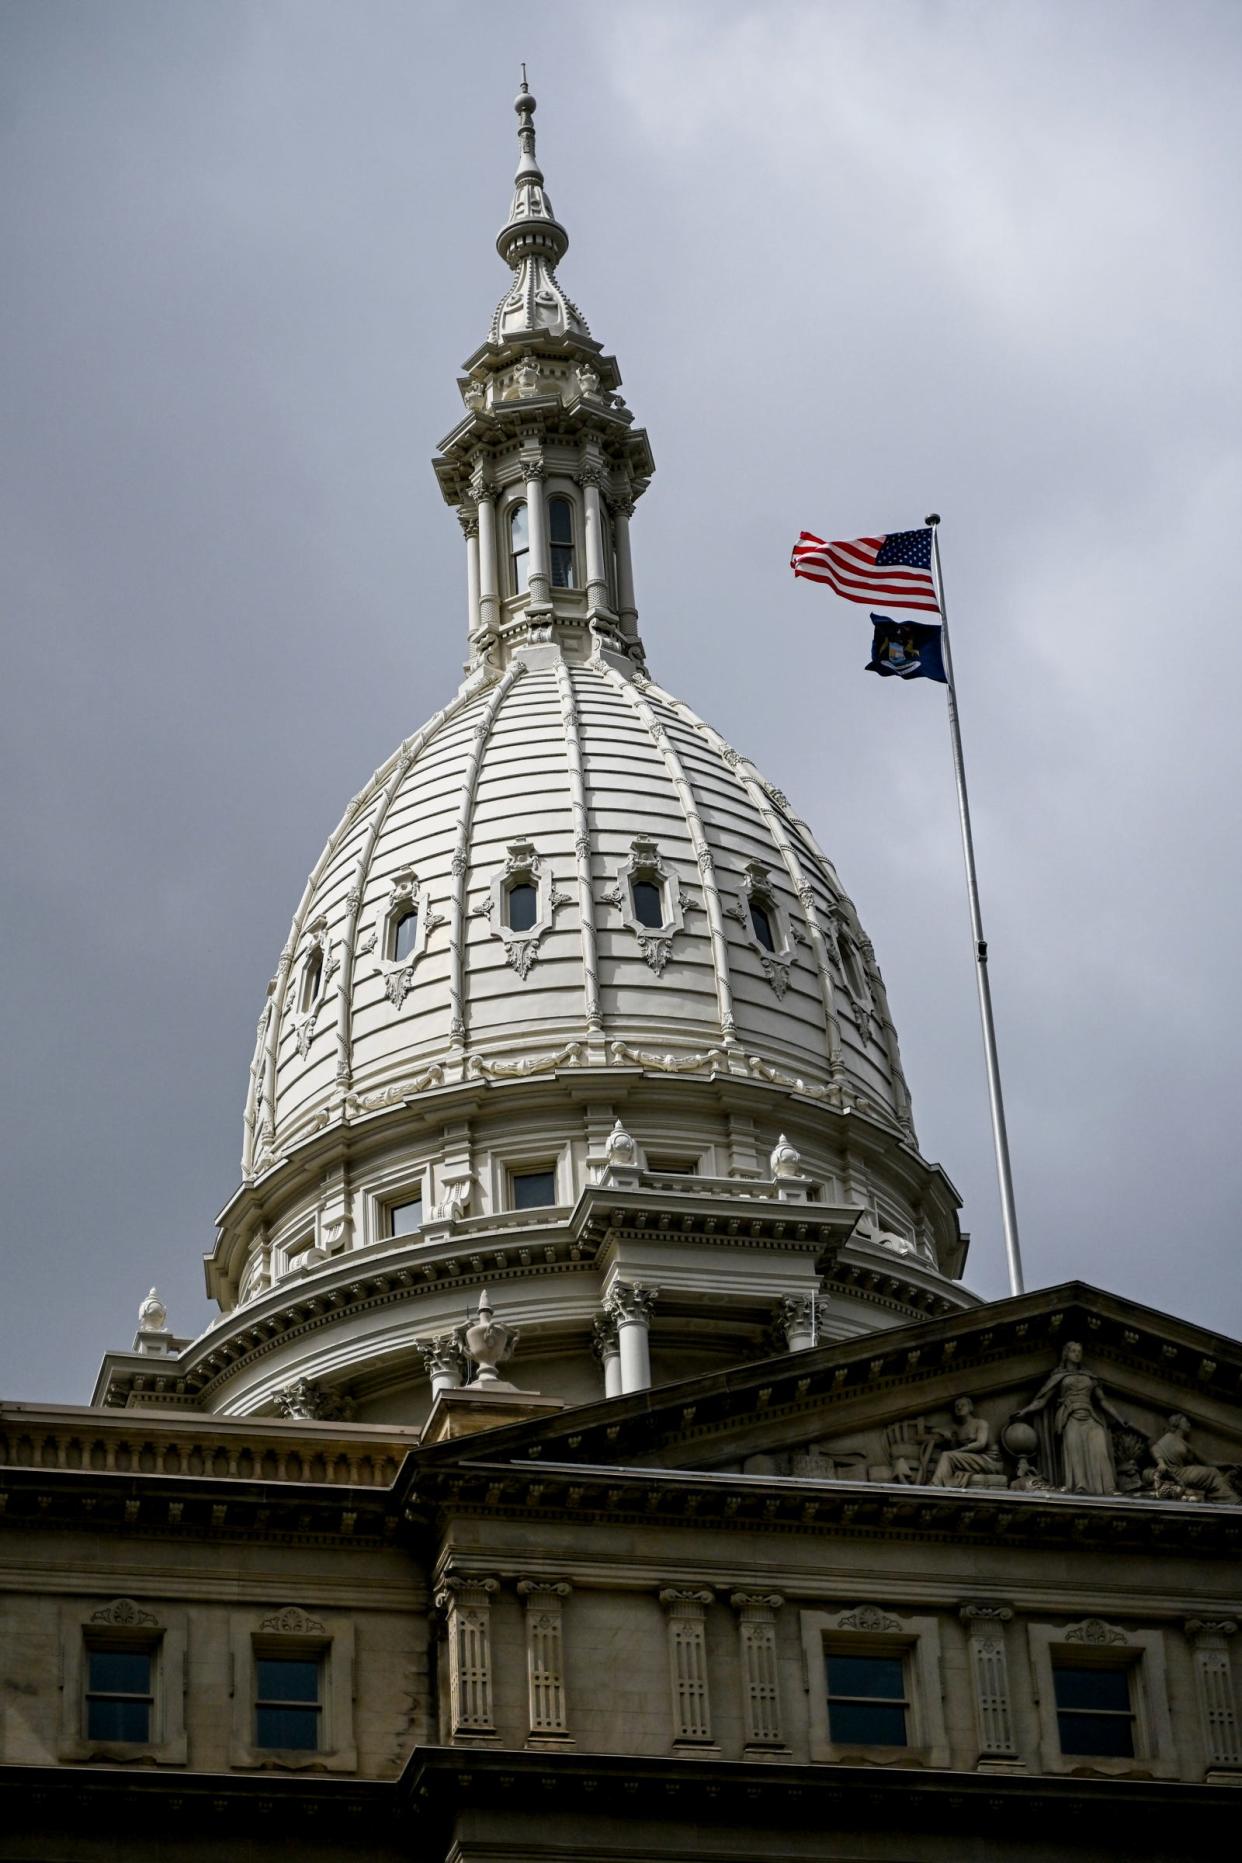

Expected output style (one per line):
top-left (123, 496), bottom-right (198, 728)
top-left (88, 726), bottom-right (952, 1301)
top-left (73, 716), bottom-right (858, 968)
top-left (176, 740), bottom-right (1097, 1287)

top-left (433, 76), bottom-right (656, 674)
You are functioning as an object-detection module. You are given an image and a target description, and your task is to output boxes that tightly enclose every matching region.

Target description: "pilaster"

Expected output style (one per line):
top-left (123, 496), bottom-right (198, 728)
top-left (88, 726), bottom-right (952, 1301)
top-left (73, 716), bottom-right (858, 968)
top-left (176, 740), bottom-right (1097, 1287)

top-left (959, 1603), bottom-right (1024, 1772)
top-left (730, 1592), bottom-right (788, 1754)
top-left (1186, 1618), bottom-right (1242, 1779)
top-left (517, 1580), bottom-right (573, 1744)
top-left (659, 1588), bottom-right (717, 1750)
top-left (435, 1575), bottom-right (501, 1740)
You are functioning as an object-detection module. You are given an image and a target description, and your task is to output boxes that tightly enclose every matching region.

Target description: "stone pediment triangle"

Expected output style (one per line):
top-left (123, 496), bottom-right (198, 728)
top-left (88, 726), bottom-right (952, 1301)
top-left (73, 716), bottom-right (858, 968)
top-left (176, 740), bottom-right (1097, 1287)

top-left (415, 1283), bottom-right (1242, 1508)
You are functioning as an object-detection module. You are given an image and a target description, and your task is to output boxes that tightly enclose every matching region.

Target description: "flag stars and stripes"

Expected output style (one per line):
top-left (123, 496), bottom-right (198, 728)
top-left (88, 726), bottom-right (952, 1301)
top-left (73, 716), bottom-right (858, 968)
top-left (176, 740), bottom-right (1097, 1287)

top-left (790, 528), bottom-right (941, 614)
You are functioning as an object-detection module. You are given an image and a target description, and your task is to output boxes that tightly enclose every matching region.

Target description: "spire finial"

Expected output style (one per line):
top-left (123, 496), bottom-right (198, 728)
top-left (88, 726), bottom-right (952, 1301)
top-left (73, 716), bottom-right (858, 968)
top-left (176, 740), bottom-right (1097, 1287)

top-left (491, 78), bottom-right (588, 342)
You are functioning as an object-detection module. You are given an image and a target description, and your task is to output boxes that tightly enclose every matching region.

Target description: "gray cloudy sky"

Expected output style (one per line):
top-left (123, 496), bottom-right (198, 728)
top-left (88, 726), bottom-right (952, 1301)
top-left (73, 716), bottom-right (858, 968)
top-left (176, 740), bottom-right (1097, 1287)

top-left (3, 0), bottom-right (1240, 1403)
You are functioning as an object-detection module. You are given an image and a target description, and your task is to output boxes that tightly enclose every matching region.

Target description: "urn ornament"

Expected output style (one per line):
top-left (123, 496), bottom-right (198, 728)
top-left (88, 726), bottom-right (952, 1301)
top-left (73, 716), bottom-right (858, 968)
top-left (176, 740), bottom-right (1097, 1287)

top-left (464, 1291), bottom-right (519, 1385)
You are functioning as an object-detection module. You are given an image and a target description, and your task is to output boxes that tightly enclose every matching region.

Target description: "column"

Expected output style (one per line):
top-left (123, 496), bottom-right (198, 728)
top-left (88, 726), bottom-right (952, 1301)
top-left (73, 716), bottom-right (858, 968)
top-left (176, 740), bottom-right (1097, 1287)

top-left (521, 455), bottom-right (551, 610)
top-left (458, 502), bottom-right (480, 644)
top-left (434, 1575), bottom-right (500, 1738)
top-left (730, 1592), bottom-right (787, 1751)
top-left (517, 1580), bottom-right (573, 1742)
top-left (419, 1333), bottom-right (466, 1397)
top-left (1185, 1618), bottom-right (1242, 1775)
top-left (659, 1588), bottom-right (716, 1747)
top-left (592, 1312), bottom-right (622, 1399)
top-left (775, 1294), bottom-right (816, 1352)
top-left (959, 1604), bottom-right (1023, 1770)
top-left (611, 492), bottom-right (639, 641)
top-left (473, 470), bottom-right (500, 643)
top-left (578, 462), bottom-right (609, 617)
top-left (607, 1282), bottom-right (657, 1393)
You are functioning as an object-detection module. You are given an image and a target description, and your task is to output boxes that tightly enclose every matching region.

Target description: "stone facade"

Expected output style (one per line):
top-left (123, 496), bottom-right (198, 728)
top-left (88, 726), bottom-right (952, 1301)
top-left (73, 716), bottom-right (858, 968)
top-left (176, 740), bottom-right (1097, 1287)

top-left (4, 1287), bottom-right (1242, 1858)
top-left (4, 79), bottom-right (1238, 1863)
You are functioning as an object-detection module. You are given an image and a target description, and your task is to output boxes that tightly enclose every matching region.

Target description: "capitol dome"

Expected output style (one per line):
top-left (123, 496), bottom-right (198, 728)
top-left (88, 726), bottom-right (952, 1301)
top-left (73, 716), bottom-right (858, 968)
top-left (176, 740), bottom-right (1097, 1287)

top-left (95, 83), bottom-right (976, 1423)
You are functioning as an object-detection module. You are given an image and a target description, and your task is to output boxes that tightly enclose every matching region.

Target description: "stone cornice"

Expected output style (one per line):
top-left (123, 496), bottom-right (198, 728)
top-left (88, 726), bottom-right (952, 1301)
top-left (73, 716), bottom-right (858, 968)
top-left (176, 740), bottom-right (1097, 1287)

top-left (398, 1744), bottom-right (1242, 1836)
top-left (405, 1456), bottom-right (1242, 1557)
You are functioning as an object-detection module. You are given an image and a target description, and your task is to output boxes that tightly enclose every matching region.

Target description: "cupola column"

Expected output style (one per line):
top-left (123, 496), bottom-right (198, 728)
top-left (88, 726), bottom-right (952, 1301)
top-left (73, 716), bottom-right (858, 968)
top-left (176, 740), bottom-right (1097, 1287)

top-left (458, 502), bottom-right (481, 641)
top-left (606, 1282), bottom-right (657, 1393)
top-left (521, 454), bottom-right (552, 610)
top-left (579, 463), bottom-right (610, 617)
top-left (611, 492), bottom-right (639, 642)
top-left (473, 471), bottom-right (501, 643)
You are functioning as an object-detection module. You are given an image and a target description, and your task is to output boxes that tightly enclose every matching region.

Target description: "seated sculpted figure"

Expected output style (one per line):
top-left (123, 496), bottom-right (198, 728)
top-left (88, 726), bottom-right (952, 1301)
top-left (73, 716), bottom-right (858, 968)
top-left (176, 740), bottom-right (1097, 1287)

top-left (925, 1396), bottom-right (1005, 1488)
top-left (1149, 1414), bottom-right (1239, 1504)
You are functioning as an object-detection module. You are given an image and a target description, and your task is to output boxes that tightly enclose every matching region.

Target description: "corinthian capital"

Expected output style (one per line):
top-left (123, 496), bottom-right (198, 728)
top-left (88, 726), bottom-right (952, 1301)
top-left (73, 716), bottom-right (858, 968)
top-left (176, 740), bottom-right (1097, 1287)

top-left (606, 1281), bottom-right (658, 1326)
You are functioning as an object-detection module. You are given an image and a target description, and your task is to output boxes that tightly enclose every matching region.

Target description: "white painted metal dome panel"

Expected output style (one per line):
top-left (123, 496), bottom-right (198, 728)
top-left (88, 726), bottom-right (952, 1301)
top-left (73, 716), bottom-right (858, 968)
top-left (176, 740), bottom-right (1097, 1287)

top-left (248, 656), bottom-right (914, 1175)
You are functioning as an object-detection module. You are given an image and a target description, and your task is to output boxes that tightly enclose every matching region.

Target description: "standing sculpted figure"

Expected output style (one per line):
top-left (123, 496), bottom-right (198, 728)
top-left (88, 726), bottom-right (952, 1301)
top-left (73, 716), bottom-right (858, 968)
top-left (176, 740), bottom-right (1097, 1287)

top-left (1011, 1340), bottom-right (1132, 1495)
top-left (925, 1396), bottom-right (1005, 1488)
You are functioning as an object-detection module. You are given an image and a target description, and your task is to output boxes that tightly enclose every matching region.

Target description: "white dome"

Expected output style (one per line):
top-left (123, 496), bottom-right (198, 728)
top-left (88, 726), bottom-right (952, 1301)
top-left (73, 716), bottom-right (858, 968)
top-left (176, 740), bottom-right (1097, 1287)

top-left (245, 653), bottom-right (915, 1175)
top-left (94, 86), bottom-right (975, 1424)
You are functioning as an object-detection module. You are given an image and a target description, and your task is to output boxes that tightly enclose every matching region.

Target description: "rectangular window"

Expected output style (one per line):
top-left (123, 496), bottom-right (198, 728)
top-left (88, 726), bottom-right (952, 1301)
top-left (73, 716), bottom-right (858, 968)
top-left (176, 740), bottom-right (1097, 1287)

top-left (647, 1156), bottom-right (697, 1176)
top-left (387, 1193), bottom-right (423, 1238)
top-left (85, 1647), bottom-right (153, 1742)
top-left (1053, 1661), bottom-right (1136, 1757)
top-left (511, 1167), bottom-right (556, 1211)
top-left (825, 1651), bottom-right (908, 1747)
top-left (255, 1656), bottom-right (322, 1751)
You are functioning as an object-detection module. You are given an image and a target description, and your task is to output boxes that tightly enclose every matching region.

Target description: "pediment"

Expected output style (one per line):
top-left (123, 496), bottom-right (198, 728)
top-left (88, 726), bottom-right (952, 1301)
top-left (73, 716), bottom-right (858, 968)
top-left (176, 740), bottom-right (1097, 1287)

top-left (413, 1282), bottom-right (1242, 1513)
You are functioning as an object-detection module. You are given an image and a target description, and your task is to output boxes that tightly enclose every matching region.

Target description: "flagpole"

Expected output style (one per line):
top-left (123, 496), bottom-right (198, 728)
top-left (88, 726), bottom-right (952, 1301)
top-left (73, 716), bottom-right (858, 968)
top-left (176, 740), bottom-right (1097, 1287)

top-left (925, 513), bottom-right (1025, 1297)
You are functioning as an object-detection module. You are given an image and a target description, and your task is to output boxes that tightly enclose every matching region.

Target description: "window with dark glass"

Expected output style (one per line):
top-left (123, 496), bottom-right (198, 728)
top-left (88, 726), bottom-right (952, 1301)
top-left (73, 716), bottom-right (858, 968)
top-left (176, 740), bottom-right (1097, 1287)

top-left (387, 1194), bottom-right (423, 1238)
top-left (1052, 1662), bottom-right (1135, 1757)
top-left (825, 1652), bottom-right (908, 1747)
top-left (506, 881), bottom-right (538, 932)
top-left (86, 1647), bottom-right (153, 1742)
top-left (299, 947), bottom-right (323, 1014)
top-left (391, 905), bottom-right (418, 963)
top-left (647, 1157), bottom-right (697, 1176)
top-left (511, 1167), bottom-right (556, 1210)
top-left (509, 502), bottom-right (530, 594)
top-left (549, 496), bottom-right (576, 587)
top-left (255, 1656), bottom-right (322, 1750)
top-left (749, 900), bottom-right (776, 952)
top-left (632, 878), bottom-right (664, 929)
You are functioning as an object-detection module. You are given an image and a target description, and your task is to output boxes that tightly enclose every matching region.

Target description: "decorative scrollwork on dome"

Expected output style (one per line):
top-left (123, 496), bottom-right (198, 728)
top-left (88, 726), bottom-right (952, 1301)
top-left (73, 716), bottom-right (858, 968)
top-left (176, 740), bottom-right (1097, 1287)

top-left (290, 917), bottom-right (338, 1059)
top-left (476, 839), bottom-right (567, 978)
top-left (730, 860), bottom-right (797, 1000)
top-left (598, 836), bottom-right (687, 976)
top-left (365, 867), bottom-right (444, 1011)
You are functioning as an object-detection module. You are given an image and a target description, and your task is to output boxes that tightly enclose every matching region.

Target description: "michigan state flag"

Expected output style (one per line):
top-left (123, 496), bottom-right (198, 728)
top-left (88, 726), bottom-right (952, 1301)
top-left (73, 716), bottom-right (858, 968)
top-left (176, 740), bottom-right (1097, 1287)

top-left (867, 614), bottom-right (947, 683)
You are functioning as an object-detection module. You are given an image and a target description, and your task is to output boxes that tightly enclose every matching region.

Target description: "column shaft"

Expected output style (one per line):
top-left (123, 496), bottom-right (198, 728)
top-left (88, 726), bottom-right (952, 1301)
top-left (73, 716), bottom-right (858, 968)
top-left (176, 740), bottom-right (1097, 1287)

top-left (523, 459), bottom-right (551, 609)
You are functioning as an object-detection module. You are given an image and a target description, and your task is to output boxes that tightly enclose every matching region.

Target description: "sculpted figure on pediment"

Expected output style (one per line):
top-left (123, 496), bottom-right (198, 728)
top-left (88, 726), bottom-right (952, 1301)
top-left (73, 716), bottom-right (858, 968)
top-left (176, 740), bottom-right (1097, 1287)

top-left (1011, 1340), bottom-right (1133, 1495)
top-left (924, 1396), bottom-right (1006, 1488)
top-left (1146, 1414), bottom-right (1240, 1504)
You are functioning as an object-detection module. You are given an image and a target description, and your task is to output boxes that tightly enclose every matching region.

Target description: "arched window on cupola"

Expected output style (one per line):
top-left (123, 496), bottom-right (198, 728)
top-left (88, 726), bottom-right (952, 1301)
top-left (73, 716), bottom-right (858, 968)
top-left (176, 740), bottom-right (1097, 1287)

top-left (505, 880), bottom-right (539, 933)
top-left (390, 904), bottom-right (418, 963)
top-left (509, 502), bottom-right (530, 595)
top-left (632, 877), bottom-right (665, 929)
top-left (549, 495), bottom-right (576, 587)
top-left (299, 945), bottom-right (323, 1015)
top-left (749, 899), bottom-right (777, 953)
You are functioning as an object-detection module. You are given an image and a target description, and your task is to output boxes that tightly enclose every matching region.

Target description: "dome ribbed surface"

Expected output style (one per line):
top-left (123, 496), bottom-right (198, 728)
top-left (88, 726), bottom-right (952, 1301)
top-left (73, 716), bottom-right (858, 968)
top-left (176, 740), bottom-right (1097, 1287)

top-left (245, 657), bottom-right (914, 1177)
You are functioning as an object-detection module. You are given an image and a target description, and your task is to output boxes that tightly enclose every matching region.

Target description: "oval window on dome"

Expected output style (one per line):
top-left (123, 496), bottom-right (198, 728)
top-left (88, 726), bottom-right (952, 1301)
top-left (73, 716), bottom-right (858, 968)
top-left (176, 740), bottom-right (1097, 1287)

top-left (509, 502), bottom-right (530, 595)
top-left (391, 905), bottom-right (418, 963)
top-left (299, 947), bottom-right (323, 1014)
top-left (749, 900), bottom-right (776, 953)
top-left (506, 881), bottom-right (538, 933)
top-left (549, 496), bottom-right (576, 588)
top-left (632, 878), bottom-right (664, 929)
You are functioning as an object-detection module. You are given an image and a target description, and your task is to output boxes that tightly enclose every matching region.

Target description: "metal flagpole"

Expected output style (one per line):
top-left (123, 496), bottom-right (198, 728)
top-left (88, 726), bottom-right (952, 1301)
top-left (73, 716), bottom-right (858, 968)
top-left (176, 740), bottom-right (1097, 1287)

top-left (925, 513), bottom-right (1026, 1297)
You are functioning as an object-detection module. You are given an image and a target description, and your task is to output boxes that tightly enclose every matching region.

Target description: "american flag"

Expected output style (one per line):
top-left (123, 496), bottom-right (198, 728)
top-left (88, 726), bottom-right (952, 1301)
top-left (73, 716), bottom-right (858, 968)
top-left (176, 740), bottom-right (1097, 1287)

top-left (790, 528), bottom-right (941, 614)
